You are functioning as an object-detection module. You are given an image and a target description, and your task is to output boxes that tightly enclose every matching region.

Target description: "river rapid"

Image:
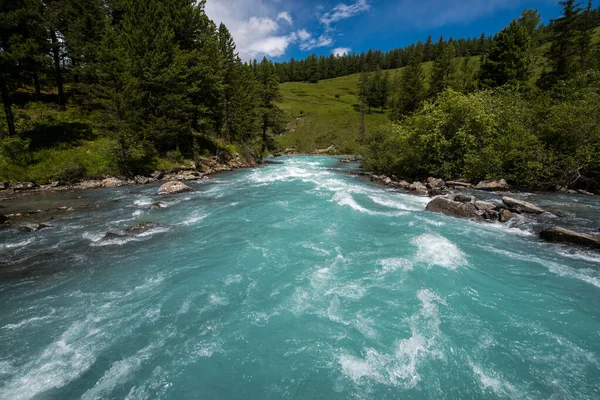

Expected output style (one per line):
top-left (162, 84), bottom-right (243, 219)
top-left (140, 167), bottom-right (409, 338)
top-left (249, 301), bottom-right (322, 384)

top-left (0, 156), bottom-right (599, 399)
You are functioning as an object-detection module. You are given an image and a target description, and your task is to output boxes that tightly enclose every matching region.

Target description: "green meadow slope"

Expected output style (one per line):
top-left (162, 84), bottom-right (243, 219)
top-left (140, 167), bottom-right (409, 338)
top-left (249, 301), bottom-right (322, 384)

top-left (276, 27), bottom-right (600, 155)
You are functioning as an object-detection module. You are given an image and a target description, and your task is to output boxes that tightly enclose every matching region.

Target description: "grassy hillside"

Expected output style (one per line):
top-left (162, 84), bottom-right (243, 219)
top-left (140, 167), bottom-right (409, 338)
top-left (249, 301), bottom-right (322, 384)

top-left (276, 27), bottom-right (600, 155)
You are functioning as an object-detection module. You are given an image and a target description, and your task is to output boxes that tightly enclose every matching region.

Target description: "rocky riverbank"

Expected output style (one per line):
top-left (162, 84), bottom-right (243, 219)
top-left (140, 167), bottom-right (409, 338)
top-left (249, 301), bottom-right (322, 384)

top-left (0, 155), bottom-right (257, 230)
top-left (361, 169), bottom-right (600, 250)
top-left (0, 155), bottom-right (257, 199)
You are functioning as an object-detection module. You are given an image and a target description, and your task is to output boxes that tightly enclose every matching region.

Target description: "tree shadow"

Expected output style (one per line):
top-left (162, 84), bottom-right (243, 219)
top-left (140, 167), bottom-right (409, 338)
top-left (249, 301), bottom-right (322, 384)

top-left (23, 122), bottom-right (95, 150)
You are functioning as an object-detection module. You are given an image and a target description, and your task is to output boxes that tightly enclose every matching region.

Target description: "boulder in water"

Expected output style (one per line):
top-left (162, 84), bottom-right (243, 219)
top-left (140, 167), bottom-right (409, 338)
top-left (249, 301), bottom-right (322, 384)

top-left (19, 223), bottom-right (49, 233)
top-left (446, 181), bottom-right (472, 189)
top-left (498, 209), bottom-right (513, 223)
top-left (540, 227), bottom-right (600, 248)
top-left (475, 200), bottom-right (496, 211)
top-left (101, 232), bottom-right (130, 241)
top-left (157, 181), bottom-right (193, 195)
top-left (454, 194), bottom-right (472, 203)
top-left (501, 196), bottom-right (545, 214)
top-left (480, 210), bottom-right (499, 221)
top-left (0, 214), bottom-right (7, 224)
top-left (475, 179), bottom-right (509, 191)
top-left (125, 221), bottom-right (162, 235)
top-left (426, 198), bottom-right (483, 220)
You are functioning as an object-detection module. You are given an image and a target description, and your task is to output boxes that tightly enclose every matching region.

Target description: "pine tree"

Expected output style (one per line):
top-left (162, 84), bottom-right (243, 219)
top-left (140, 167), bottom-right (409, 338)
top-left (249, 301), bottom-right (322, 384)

top-left (392, 46), bottom-right (426, 119)
top-left (0, 0), bottom-right (44, 137)
top-left (430, 42), bottom-right (456, 96)
top-left (257, 57), bottom-right (284, 152)
top-left (423, 35), bottom-right (434, 62)
top-left (578, 0), bottom-right (594, 70)
top-left (539, 0), bottom-right (583, 87)
top-left (479, 20), bottom-right (532, 88)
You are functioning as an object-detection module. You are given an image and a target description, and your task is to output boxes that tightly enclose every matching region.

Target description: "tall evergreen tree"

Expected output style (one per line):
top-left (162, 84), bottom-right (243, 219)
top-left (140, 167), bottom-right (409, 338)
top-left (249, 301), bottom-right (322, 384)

top-left (0, 0), bottom-right (44, 137)
top-left (257, 57), bottom-right (284, 152)
top-left (358, 70), bottom-right (368, 143)
top-left (392, 46), bottom-right (426, 119)
top-left (479, 20), bottom-right (532, 88)
top-left (430, 42), bottom-right (457, 96)
top-left (578, 0), bottom-right (594, 70)
top-left (539, 0), bottom-right (583, 87)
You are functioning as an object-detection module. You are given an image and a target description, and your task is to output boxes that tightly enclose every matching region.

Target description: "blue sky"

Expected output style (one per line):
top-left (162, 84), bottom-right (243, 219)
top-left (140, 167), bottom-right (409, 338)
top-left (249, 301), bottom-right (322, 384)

top-left (205, 0), bottom-right (579, 62)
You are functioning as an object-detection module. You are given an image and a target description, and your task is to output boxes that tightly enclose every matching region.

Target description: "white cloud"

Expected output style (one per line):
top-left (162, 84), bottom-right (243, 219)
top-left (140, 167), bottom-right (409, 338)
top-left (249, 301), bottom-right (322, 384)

top-left (320, 0), bottom-right (370, 28)
top-left (299, 34), bottom-right (334, 51)
top-left (297, 29), bottom-right (311, 41)
top-left (332, 47), bottom-right (351, 56)
top-left (277, 11), bottom-right (293, 25)
top-left (205, 0), bottom-right (297, 60)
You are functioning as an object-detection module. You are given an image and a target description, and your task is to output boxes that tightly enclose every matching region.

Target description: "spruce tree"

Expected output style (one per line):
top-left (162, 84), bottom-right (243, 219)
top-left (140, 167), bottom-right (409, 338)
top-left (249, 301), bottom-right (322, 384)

top-left (578, 0), bottom-right (594, 70)
top-left (392, 46), bottom-right (426, 119)
top-left (0, 0), bottom-right (44, 137)
top-left (539, 0), bottom-right (582, 87)
top-left (479, 20), bottom-right (532, 88)
top-left (430, 42), bottom-right (456, 96)
top-left (358, 70), bottom-right (369, 143)
top-left (257, 57), bottom-right (284, 152)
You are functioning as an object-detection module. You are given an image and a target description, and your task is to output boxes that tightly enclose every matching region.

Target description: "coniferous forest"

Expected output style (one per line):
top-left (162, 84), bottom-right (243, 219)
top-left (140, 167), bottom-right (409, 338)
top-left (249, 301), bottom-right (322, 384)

top-left (0, 0), bottom-right (285, 182)
top-left (1, 0), bottom-right (600, 190)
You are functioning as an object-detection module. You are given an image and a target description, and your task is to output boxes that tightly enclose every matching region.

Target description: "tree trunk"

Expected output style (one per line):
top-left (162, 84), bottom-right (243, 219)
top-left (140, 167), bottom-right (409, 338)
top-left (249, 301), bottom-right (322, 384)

top-left (1, 77), bottom-right (16, 137)
top-left (33, 73), bottom-right (41, 97)
top-left (50, 29), bottom-right (65, 111)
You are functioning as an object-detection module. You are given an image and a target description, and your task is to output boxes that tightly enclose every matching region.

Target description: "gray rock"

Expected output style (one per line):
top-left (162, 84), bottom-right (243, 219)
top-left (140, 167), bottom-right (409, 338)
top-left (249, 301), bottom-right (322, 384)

top-left (157, 181), bottom-right (193, 195)
top-left (19, 223), bottom-right (49, 233)
top-left (540, 227), bottom-right (600, 248)
top-left (454, 194), bottom-right (473, 203)
top-left (446, 181), bottom-right (472, 188)
top-left (498, 209), bottom-right (513, 223)
top-left (383, 177), bottom-right (393, 185)
top-left (425, 198), bottom-right (483, 220)
top-left (409, 181), bottom-right (426, 191)
top-left (396, 180), bottom-right (411, 189)
top-left (391, 175), bottom-right (400, 182)
top-left (103, 178), bottom-right (124, 187)
top-left (101, 232), bottom-right (130, 241)
top-left (502, 196), bottom-right (545, 214)
top-left (426, 178), bottom-right (446, 189)
top-left (428, 187), bottom-right (448, 196)
top-left (151, 171), bottom-right (165, 180)
top-left (578, 189), bottom-right (594, 196)
top-left (0, 182), bottom-right (7, 190)
top-left (475, 179), bottom-right (509, 191)
top-left (135, 175), bottom-right (150, 185)
top-left (475, 200), bottom-right (496, 211)
top-left (12, 182), bottom-right (39, 191)
top-left (124, 222), bottom-right (162, 235)
top-left (0, 214), bottom-right (7, 224)
top-left (480, 210), bottom-right (499, 221)
top-left (151, 202), bottom-right (163, 210)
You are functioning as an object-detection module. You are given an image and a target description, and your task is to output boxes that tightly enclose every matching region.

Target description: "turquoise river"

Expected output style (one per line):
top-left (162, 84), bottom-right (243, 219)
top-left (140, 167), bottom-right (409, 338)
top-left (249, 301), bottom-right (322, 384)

top-left (1, 156), bottom-right (599, 399)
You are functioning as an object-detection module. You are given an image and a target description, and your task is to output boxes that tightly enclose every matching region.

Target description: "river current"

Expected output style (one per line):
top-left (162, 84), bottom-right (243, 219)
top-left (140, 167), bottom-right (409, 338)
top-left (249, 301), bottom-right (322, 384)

top-left (1, 156), bottom-right (599, 399)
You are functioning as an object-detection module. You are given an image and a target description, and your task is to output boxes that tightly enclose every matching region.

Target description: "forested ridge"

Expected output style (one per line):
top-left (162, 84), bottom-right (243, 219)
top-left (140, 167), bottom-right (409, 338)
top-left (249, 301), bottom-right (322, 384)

top-left (0, 0), bottom-right (285, 183)
top-left (359, 1), bottom-right (600, 191)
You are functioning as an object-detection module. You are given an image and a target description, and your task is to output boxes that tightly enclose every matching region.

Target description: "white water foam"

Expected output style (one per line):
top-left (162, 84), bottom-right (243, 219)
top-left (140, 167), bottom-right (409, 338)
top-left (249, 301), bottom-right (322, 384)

top-left (370, 194), bottom-right (428, 212)
top-left (470, 362), bottom-right (522, 398)
top-left (412, 233), bottom-right (466, 270)
top-left (1, 238), bottom-right (35, 249)
top-left (331, 191), bottom-right (407, 216)
top-left (3, 308), bottom-right (56, 330)
top-left (339, 289), bottom-right (446, 388)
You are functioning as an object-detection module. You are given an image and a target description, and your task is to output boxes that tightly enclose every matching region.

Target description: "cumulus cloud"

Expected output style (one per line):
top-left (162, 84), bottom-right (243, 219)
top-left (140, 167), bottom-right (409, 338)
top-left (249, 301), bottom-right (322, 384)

top-left (277, 11), bottom-right (293, 25)
top-left (332, 47), bottom-right (351, 56)
top-left (320, 0), bottom-right (370, 28)
top-left (205, 0), bottom-right (297, 60)
top-left (297, 31), bottom-right (334, 51)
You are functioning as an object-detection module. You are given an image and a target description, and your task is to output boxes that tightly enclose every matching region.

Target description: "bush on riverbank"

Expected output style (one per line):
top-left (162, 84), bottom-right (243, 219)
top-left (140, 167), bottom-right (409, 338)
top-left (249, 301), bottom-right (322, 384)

top-left (363, 71), bottom-right (600, 190)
